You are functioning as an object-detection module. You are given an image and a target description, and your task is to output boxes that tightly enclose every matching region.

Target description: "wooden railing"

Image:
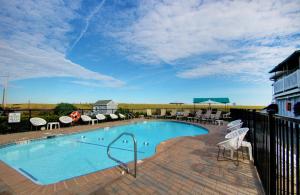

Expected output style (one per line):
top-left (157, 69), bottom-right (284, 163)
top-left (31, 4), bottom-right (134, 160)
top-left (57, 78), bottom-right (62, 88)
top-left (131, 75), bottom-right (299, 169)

top-left (274, 70), bottom-right (300, 94)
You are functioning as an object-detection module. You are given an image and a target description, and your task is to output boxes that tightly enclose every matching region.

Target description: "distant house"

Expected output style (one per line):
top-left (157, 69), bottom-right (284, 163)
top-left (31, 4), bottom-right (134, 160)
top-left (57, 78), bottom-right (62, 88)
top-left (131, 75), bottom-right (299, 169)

top-left (93, 100), bottom-right (118, 114)
top-left (269, 50), bottom-right (300, 118)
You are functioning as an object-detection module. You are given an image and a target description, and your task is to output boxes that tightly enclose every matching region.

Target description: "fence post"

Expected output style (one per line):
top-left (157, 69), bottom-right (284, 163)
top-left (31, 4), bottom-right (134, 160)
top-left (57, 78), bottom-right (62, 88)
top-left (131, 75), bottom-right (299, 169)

top-left (252, 110), bottom-right (257, 166)
top-left (269, 113), bottom-right (276, 195)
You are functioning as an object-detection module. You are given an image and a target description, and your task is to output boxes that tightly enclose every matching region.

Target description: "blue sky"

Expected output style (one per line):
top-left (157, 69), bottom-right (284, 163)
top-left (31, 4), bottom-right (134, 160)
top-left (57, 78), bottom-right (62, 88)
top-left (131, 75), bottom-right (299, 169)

top-left (1, 0), bottom-right (300, 105)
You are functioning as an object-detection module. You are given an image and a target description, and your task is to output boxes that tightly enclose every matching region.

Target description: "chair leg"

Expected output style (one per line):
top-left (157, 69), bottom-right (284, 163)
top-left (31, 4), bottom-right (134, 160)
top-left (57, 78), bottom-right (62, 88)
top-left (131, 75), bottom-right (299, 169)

top-left (242, 147), bottom-right (245, 160)
top-left (235, 149), bottom-right (239, 166)
top-left (217, 147), bottom-right (221, 160)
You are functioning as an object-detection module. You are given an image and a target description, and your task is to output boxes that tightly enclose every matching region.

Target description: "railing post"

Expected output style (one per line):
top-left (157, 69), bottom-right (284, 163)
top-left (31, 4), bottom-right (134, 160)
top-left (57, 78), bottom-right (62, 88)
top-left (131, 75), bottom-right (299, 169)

top-left (269, 113), bottom-right (276, 195)
top-left (252, 110), bottom-right (257, 166)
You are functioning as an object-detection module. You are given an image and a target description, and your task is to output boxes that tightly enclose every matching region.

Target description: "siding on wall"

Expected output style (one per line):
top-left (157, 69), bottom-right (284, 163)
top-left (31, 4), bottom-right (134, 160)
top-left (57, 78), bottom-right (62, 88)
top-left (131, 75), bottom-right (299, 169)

top-left (92, 101), bottom-right (118, 114)
top-left (276, 96), bottom-right (300, 119)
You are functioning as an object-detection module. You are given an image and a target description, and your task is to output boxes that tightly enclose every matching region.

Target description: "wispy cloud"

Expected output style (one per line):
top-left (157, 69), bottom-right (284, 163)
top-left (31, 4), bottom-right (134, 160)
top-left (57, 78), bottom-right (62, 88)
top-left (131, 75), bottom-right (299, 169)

top-left (103, 0), bottom-right (300, 81)
top-left (0, 0), bottom-right (124, 87)
top-left (68, 0), bottom-right (106, 52)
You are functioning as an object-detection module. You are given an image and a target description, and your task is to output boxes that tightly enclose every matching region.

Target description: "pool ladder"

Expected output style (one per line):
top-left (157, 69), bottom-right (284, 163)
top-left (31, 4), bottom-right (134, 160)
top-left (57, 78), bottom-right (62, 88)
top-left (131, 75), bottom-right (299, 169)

top-left (107, 132), bottom-right (137, 178)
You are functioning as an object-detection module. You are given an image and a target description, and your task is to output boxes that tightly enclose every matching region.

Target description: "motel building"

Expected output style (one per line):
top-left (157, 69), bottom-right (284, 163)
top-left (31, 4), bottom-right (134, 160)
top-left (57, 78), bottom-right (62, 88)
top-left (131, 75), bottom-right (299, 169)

top-left (270, 50), bottom-right (300, 118)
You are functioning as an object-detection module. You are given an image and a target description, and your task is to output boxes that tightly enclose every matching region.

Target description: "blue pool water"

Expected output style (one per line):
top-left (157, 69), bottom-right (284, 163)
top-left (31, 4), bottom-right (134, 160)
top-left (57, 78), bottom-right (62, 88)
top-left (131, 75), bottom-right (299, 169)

top-left (0, 121), bottom-right (207, 185)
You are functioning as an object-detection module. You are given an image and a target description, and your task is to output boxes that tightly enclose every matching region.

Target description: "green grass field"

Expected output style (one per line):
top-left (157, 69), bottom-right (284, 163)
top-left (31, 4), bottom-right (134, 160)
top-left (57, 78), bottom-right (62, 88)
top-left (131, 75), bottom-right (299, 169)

top-left (5, 103), bottom-right (265, 111)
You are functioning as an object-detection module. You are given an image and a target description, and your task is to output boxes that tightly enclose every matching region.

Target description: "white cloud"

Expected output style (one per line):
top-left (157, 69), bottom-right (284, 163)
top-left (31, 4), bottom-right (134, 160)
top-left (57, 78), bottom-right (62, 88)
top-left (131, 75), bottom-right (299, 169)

top-left (106, 0), bottom-right (300, 80)
top-left (68, 0), bottom-right (106, 51)
top-left (0, 0), bottom-right (124, 87)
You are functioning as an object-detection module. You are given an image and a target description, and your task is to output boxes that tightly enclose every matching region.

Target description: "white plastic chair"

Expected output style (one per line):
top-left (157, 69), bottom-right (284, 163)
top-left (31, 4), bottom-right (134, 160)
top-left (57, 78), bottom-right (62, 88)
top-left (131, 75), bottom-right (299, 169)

top-left (217, 136), bottom-right (240, 165)
top-left (227, 119), bottom-right (242, 128)
top-left (225, 127), bottom-right (251, 161)
top-left (96, 114), bottom-right (106, 122)
top-left (241, 141), bottom-right (253, 161)
top-left (110, 114), bottom-right (119, 120)
top-left (218, 127), bottom-right (249, 165)
top-left (81, 115), bottom-right (92, 124)
top-left (119, 113), bottom-right (126, 120)
top-left (59, 116), bottom-right (72, 125)
top-left (227, 121), bottom-right (243, 132)
top-left (30, 117), bottom-right (47, 130)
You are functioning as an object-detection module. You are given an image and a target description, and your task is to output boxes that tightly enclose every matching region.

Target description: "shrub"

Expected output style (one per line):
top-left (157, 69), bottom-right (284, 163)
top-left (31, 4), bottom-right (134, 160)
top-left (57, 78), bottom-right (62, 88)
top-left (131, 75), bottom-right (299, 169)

top-left (54, 103), bottom-right (77, 116)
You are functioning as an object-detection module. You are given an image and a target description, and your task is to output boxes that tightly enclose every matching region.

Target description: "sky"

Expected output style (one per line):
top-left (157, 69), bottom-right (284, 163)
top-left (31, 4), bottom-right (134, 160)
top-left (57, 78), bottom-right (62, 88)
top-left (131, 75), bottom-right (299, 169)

top-left (0, 0), bottom-right (300, 105)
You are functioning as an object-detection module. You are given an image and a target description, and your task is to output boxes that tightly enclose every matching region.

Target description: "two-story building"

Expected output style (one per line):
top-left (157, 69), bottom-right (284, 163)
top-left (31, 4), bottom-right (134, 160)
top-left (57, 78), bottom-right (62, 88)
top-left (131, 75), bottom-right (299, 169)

top-left (92, 100), bottom-right (118, 114)
top-left (269, 50), bottom-right (300, 118)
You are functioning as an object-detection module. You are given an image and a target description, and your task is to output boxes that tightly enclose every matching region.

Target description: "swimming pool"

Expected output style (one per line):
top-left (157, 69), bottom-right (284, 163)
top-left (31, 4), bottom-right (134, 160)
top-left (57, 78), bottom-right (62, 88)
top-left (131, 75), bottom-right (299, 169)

top-left (0, 121), bottom-right (207, 185)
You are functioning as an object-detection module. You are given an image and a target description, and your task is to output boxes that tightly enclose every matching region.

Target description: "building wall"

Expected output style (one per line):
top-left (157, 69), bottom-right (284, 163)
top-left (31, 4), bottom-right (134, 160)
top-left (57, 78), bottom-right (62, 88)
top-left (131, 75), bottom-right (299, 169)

top-left (92, 101), bottom-right (118, 114)
top-left (276, 95), bottom-right (300, 119)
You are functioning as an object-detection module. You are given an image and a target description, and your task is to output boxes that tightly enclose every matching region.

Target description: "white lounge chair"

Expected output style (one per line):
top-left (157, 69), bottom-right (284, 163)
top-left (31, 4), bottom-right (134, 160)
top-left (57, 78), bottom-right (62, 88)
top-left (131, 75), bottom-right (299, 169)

top-left (222, 112), bottom-right (231, 119)
top-left (158, 109), bottom-right (166, 118)
top-left (110, 114), bottom-right (119, 120)
top-left (96, 114), bottom-right (106, 122)
top-left (30, 117), bottom-right (47, 130)
top-left (146, 109), bottom-right (152, 118)
top-left (119, 113), bottom-right (126, 120)
top-left (211, 111), bottom-right (222, 124)
top-left (176, 110), bottom-right (190, 120)
top-left (81, 115), bottom-right (92, 124)
top-left (59, 116), bottom-right (72, 125)
top-left (200, 110), bottom-right (212, 123)
top-left (166, 109), bottom-right (177, 119)
top-left (189, 110), bottom-right (203, 122)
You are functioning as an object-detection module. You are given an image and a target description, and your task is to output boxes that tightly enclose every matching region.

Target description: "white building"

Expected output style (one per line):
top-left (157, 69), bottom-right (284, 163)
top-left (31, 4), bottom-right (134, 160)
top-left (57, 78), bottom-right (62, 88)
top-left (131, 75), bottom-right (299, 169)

top-left (92, 100), bottom-right (118, 114)
top-left (270, 50), bottom-right (300, 118)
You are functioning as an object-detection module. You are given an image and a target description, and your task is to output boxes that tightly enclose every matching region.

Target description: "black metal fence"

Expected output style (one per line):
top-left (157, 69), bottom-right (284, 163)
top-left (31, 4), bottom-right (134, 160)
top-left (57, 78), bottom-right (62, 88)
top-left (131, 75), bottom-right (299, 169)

top-left (231, 109), bottom-right (300, 195)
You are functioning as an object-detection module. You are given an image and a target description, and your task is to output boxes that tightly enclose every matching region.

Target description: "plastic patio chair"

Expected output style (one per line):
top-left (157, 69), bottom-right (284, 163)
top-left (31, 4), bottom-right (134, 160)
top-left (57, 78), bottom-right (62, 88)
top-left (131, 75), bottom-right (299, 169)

top-left (30, 117), bottom-right (47, 130)
top-left (96, 114), bottom-right (106, 122)
top-left (81, 115), bottom-right (92, 124)
top-left (227, 119), bottom-right (242, 128)
top-left (109, 113), bottom-right (119, 120)
top-left (217, 127), bottom-right (249, 165)
top-left (59, 116), bottom-right (72, 125)
top-left (119, 113), bottom-right (126, 120)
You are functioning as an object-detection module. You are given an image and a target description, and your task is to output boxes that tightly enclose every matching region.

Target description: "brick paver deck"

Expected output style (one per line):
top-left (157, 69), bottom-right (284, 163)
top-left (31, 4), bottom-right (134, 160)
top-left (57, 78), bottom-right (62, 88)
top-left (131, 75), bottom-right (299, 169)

top-left (0, 119), bottom-right (264, 194)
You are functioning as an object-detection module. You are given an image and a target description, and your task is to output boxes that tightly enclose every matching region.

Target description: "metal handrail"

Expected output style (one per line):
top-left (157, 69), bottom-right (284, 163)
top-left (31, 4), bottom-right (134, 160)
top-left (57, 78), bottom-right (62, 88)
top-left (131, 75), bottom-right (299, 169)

top-left (107, 132), bottom-right (137, 177)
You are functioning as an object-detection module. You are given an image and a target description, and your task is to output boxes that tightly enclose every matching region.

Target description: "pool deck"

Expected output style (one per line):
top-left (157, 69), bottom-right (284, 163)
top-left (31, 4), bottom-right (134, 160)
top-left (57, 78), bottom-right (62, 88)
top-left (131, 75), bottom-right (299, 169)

top-left (0, 119), bottom-right (264, 195)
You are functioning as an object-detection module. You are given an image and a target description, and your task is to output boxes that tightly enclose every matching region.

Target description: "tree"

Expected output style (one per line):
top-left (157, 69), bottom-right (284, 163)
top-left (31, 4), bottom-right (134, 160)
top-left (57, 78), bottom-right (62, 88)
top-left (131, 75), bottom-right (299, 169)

top-left (54, 103), bottom-right (77, 116)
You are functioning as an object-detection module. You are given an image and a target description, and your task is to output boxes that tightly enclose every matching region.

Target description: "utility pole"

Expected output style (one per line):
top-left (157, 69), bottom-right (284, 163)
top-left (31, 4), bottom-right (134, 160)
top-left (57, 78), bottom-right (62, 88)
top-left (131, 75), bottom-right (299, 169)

top-left (1, 75), bottom-right (9, 110)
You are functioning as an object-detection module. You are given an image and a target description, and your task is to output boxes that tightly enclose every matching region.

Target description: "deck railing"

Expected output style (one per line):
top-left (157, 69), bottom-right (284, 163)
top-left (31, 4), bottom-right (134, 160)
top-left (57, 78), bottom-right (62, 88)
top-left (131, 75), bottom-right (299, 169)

top-left (274, 69), bottom-right (300, 94)
top-left (231, 109), bottom-right (300, 195)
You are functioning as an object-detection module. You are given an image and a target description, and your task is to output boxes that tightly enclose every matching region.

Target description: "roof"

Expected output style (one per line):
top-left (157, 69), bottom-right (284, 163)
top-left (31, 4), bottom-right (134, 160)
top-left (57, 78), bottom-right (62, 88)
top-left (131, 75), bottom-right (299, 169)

top-left (193, 98), bottom-right (230, 104)
top-left (94, 100), bottom-right (113, 105)
top-left (269, 50), bottom-right (300, 73)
